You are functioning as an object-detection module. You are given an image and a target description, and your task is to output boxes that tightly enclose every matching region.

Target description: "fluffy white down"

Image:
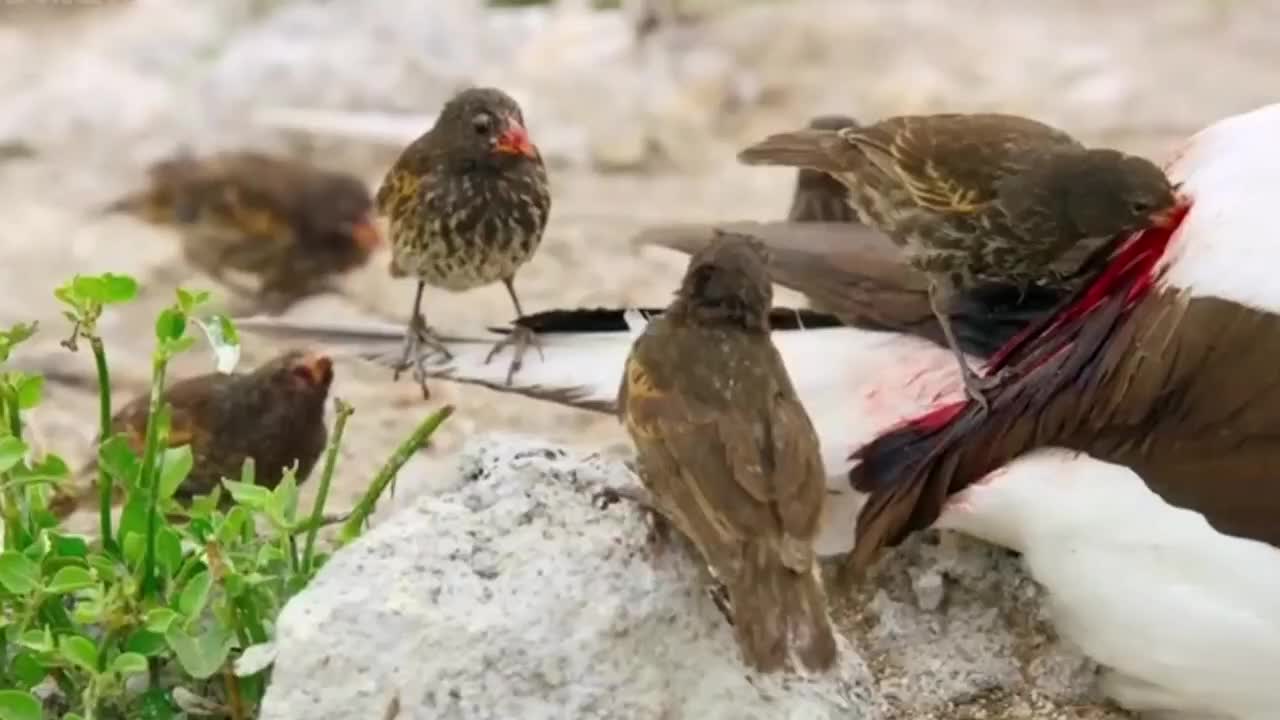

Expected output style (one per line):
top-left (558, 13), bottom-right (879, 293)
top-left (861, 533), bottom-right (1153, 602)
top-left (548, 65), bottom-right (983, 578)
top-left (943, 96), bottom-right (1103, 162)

top-left (936, 449), bottom-right (1280, 720)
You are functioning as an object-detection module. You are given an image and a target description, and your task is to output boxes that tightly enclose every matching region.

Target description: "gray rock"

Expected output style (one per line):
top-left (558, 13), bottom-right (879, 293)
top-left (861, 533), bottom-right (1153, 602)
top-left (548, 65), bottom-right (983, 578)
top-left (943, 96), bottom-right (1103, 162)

top-left (261, 435), bottom-right (881, 720)
top-left (262, 435), bottom-right (1127, 720)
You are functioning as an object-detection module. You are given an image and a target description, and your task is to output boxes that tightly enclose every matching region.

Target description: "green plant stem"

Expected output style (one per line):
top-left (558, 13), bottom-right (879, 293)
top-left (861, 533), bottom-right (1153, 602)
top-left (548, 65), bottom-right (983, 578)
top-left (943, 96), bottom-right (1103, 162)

top-left (300, 399), bottom-right (354, 573)
top-left (338, 405), bottom-right (454, 546)
top-left (136, 355), bottom-right (170, 600)
top-left (89, 336), bottom-right (116, 551)
top-left (1, 392), bottom-right (22, 550)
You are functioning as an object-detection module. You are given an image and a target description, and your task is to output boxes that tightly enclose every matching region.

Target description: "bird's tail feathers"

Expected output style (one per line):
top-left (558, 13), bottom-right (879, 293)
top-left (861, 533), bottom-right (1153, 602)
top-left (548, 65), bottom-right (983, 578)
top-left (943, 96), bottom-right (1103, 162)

top-left (738, 129), bottom-right (848, 173)
top-left (729, 538), bottom-right (838, 673)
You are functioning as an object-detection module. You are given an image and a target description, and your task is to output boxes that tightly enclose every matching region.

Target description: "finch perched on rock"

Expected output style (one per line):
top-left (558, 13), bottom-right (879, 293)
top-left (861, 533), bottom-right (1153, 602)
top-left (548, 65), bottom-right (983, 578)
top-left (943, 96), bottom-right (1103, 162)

top-left (377, 87), bottom-right (551, 396)
top-left (51, 350), bottom-right (334, 518)
top-left (613, 233), bottom-right (837, 673)
top-left (739, 112), bottom-right (1177, 411)
top-left (104, 151), bottom-right (383, 313)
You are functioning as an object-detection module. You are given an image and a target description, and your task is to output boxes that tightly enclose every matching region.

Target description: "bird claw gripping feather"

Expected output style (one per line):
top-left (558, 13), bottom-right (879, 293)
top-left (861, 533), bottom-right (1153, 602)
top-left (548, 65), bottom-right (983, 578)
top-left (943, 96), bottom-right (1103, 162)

top-left (484, 325), bottom-right (545, 385)
top-left (959, 362), bottom-right (1007, 414)
top-left (394, 314), bottom-right (453, 399)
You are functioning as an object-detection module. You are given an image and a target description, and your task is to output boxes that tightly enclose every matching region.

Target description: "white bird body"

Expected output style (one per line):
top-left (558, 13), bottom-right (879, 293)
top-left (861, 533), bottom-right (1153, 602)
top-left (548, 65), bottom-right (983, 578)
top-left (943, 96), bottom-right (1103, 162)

top-left (937, 449), bottom-right (1280, 720)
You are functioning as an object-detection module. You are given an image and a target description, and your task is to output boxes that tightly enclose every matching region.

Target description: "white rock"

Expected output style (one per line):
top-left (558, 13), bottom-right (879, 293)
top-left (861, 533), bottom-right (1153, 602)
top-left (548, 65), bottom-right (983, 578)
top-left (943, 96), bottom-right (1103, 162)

top-left (260, 435), bottom-right (882, 720)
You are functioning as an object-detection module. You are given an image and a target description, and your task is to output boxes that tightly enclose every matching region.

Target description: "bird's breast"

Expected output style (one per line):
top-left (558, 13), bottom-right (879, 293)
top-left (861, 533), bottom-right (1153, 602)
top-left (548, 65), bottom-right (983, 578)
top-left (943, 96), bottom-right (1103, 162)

top-left (390, 168), bottom-right (550, 290)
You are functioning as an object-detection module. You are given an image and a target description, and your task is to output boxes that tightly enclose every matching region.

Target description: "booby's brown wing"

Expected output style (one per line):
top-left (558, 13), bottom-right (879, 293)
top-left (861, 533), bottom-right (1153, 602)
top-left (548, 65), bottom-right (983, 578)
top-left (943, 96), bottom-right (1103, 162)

top-left (841, 113), bottom-right (1082, 214)
top-left (847, 211), bottom-right (1280, 574)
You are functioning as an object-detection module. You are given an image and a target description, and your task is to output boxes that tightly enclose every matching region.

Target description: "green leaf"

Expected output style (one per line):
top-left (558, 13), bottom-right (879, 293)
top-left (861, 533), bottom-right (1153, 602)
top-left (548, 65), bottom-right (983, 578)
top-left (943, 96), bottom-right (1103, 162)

top-left (156, 527), bottom-right (183, 576)
top-left (13, 374), bottom-right (43, 410)
top-left (154, 308), bottom-right (186, 344)
top-left (156, 445), bottom-right (193, 500)
top-left (48, 532), bottom-right (89, 559)
top-left (9, 651), bottom-right (46, 689)
top-left (71, 596), bottom-right (104, 625)
top-left (0, 690), bottom-right (41, 720)
top-left (45, 566), bottom-right (94, 594)
top-left (121, 531), bottom-right (145, 569)
top-left (267, 467), bottom-right (299, 524)
top-left (85, 553), bottom-right (118, 580)
top-left (111, 652), bottom-right (148, 676)
top-left (98, 435), bottom-right (140, 487)
top-left (136, 688), bottom-right (180, 720)
top-left (59, 635), bottom-right (99, 673)
top-left (0, 436), bottom-right (28, 473)
top-left (64, 715), bottom-right (86, 720)
top-left (175, 288), bottom-right (210, 314)
top-left (124, 629), bottom-right (167, 657)
top-left (15, 454), bottom-right (69, 484)
top-left (100, 273), bottom-right (138, 304)
top-left (217, 506), bottom-right (252, 546)
top-left (194, 314), bottom-right (241, 374)
top-left (166, 336), bottom-right (196, 356)
top-left (177, 570), bottom-right (212, 619)
top-left (221, 480), bottom-right (271, 510)
top-left (165, 624), bottom-right (234, 680)
top-left (72, 276), bottom-right (106, 303)
top-left (0, 322), bottom-right (38, 362)
top-left (145, 608), bottom-right (180, 634)
top-left (18, 627), bottom-right (54, 653)
top-left (0, 551), bottom-right (39, 593)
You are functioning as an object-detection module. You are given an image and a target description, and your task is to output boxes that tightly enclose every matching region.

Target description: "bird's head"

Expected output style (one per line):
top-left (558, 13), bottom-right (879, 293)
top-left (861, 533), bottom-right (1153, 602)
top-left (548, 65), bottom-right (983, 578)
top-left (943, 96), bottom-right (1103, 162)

top-left (301, 173), bottom-right (382, 256)
top-left (434, 87), bottom-right (539, 166)
top-left (256, 349), bottom-right (335, 401)
top-left (1014, 149), bottom-right (1180, 238)
top-left (674, 233), bottom-right (773, 332)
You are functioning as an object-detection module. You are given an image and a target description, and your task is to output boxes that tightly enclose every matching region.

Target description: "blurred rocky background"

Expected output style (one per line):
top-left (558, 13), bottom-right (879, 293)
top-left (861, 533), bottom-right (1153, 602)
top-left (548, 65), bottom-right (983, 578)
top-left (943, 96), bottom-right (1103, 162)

top-left (0, 0), bottom-right (1274, 715)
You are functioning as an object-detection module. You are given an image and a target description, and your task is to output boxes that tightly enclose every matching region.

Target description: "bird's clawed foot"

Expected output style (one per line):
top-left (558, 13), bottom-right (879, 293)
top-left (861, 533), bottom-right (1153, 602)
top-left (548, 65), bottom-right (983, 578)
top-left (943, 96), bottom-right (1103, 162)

top-left (593, 485), bottom-right (671, 552)
top-left (484, 324), bottom-right (544, 385)
top-left (959, 364), bottom-right (1008, 414)
top-left (394, 314), bottom-right (453, 399)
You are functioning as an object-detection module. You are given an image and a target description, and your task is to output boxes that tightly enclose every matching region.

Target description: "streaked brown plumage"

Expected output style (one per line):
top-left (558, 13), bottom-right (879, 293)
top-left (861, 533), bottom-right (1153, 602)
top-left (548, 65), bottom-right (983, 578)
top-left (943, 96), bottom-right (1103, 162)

top-left (787, 115), bottom-right (861, 224)
top-left (105, 151), bottom-right (383, 313)
top-left (377, 87), bottom-right (551, 396)
top-left (633, 219), bottom-right (1081, 357)
top-left (739, 112), bottom-right (1177, 410)
top-left (615, 233), bottom-right (836, 674)
top-left (51, 350), bottom-right (333, 518)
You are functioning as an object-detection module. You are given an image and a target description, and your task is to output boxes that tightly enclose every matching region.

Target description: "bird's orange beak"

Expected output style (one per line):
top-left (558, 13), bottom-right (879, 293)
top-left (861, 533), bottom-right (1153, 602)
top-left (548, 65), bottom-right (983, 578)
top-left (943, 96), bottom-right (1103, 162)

top-left (294, 352), bottom-right (334, 387)
top-left (494, 118), bottom-right (537, 158)
top-left (350, 215), bottom-right (383, 251)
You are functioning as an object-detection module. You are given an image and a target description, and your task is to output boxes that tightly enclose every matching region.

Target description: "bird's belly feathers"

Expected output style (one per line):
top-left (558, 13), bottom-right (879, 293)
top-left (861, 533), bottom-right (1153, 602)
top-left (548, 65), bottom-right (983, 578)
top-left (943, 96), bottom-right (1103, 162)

top-left (390, 174), bottom-right (548, 291)
top-left (395, 227), bottom-right (540, 291)
top-left (1021, 536), bottom-right (1280, 718)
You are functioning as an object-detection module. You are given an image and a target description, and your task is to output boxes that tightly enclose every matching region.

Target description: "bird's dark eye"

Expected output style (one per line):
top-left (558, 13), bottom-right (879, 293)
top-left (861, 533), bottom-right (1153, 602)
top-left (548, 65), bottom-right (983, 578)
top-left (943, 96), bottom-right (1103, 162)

top-left (472, 114), bottom-right (493, 136)
top-left (1131, 201), bottom-right (1152, 214)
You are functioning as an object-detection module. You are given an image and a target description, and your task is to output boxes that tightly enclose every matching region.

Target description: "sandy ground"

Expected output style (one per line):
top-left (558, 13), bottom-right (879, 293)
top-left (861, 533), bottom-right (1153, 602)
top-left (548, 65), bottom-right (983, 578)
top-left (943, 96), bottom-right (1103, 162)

top-left (1, 0), bottom-right (1275, 530)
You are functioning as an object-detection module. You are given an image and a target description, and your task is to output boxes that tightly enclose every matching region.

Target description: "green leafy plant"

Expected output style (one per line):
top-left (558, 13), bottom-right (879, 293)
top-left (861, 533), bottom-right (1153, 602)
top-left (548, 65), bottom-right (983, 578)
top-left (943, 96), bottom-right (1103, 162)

top-left (0, 273), bottom-right (453, 719)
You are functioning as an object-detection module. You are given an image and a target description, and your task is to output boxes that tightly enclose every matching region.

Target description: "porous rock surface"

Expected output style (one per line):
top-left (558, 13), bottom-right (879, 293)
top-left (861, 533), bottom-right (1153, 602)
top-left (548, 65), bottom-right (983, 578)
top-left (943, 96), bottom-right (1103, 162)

top-left (260, 435), bottom-right (1127, 720)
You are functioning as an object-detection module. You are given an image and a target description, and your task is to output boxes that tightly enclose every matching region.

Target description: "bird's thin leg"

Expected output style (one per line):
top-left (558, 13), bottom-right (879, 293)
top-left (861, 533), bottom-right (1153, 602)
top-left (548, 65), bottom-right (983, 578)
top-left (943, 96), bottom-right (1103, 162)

top-left (484, 277), bottom-right (545, 385)
top-left (395, 281), bottom-right (452, 398)
top-left (927, 280), bottom-right (999, 413)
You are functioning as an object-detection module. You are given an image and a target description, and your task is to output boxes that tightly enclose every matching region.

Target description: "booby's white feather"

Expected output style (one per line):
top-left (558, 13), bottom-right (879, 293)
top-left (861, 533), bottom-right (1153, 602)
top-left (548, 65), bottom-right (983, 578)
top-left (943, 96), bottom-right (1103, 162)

top-left (1160, 102), bottom-right (1280, 313)
top-left (235, 314), bottom-right (965, 556)
top-left (937, 449), bottom-right (1280, 720)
